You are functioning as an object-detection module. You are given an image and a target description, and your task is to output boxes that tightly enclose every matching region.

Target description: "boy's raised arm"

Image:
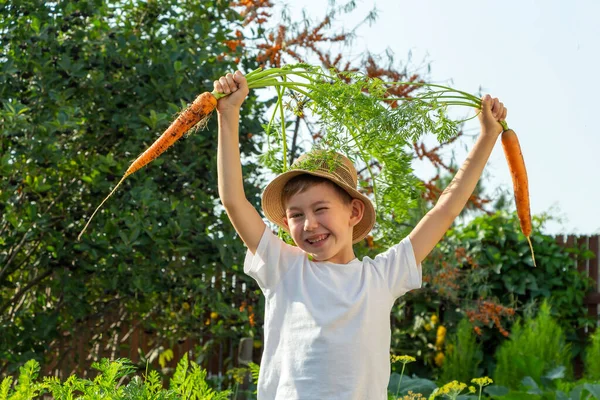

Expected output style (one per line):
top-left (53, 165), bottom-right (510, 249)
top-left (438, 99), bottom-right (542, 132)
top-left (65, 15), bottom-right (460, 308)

top-left (409, 95), bottom-right (507, 264)
top-left (215, 71), bottom-right (266, 254)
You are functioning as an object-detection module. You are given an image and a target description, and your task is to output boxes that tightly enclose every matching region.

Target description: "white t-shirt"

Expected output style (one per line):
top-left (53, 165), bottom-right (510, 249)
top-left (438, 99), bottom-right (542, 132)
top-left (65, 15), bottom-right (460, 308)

top-left (244, 228), bottom-right (422, 400)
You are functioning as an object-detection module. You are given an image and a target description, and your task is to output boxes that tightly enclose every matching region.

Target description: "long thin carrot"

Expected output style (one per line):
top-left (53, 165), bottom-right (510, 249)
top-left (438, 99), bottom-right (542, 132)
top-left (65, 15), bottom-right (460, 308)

top-left (77, 91), bottom-right (218, 240)
top-left (500, 128), bottom-right (536, 266)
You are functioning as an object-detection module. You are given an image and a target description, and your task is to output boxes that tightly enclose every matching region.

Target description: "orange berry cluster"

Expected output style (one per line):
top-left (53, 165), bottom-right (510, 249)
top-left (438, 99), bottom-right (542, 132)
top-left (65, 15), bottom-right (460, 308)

top-left (466, 301), bottom-right (515, 337)
top-left (239, 301), bottom-right (256, 327)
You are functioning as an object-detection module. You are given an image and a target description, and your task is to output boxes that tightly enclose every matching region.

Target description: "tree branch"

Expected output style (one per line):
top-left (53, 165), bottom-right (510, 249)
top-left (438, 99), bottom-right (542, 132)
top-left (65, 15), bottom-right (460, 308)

top-left (0, 268), bottom-right (53, 315)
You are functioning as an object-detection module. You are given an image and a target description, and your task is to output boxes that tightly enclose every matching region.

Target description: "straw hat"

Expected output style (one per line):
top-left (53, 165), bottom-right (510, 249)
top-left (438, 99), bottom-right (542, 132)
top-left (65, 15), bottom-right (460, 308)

top-left (262, 150), bottom-right (376, 244)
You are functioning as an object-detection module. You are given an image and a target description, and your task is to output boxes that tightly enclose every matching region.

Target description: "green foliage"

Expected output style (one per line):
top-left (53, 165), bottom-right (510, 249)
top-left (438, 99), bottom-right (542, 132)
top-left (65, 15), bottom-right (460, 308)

top-left (391, 211), bottom-right (594, 378)
top-left (253, 64), bottom-right (477, 249)
top-left (0, 354), bottom-right (230, 400)
top-left (585, 328), bottom-right (600, 381)
top-left (169, 355), bottom-right (229, 400)
top-left (486, 375), bottom-right (600, 400)
top-left (1, 360), bottom-right (44, 399)
top-left (494, 301), bottom-right (572, 388)
top-left (248, 362), bottom-right (260, 386)
top-left (439, 319), bottom-right (482, 385)
top-left (0, 0), bottom-right (265, 374)
top-left (388, 375), bottom-right (438, 398)
top-left (438, 212), bottom-right (593, 327)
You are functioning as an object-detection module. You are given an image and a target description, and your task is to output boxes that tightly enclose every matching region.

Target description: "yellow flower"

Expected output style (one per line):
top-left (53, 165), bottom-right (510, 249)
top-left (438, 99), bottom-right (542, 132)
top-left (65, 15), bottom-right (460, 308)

top-left (471, 377), bottom-right (493, 387)
top-left (428, 388), bottom-right (440, 400)
top-left (210, 311), bottom-right (218, 319)
top-left (391, 354), bottom-right (416, 364)
top-left (402, 391), bottom-right (425, 399)
top-left (228, 367), bottom-right (248, 384)
top-left (182, 302), bottom-right (190, 311)
top-left (431, 314), bottom-right (439, 325)
top-left (438, 380), bottom-right (467, 397)
top-left (424, 323), bottom-right (432, 331)
top-left (435, 325), bottom-right (447, 349)
top-left (434, 352), bottom-right (445, 367)
top-left (469, 386), bottom-right (476, 393)
top-left (436, 325), bottom-right (447, 338)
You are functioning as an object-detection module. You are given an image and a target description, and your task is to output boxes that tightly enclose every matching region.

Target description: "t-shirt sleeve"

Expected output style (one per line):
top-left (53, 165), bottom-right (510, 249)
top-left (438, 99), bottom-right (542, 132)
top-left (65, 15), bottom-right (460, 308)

top-left (373, 236), bottom-right (422, 299)
top-left (243, 227), bottom-right (303, 294)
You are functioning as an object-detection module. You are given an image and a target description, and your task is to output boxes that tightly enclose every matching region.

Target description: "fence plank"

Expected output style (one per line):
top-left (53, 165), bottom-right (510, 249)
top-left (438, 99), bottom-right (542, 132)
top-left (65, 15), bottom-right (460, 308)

top-left (577, 236), bottom-right (588, 274)
top-left (587, 236), bottom-right (600, 327)
top-left (589, 236), bottom-right (599, 291)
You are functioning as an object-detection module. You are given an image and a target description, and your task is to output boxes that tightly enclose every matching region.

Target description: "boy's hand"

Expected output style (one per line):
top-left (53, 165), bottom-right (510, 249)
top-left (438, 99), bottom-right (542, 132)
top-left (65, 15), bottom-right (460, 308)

top-left (478, 94), bottom-right (507, 136)
top-left (213, 71), bottom-right (249, 114)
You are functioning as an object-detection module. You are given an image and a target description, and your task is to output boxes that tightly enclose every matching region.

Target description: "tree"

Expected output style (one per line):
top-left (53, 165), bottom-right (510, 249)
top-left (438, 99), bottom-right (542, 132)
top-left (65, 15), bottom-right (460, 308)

top-left (0, 0), bottom-right (265, 375)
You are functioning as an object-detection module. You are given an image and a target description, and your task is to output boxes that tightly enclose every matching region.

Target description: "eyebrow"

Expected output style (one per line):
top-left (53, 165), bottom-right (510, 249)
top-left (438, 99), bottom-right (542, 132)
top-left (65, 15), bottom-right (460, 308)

top-left (286, 200), bottom-right (331, 212)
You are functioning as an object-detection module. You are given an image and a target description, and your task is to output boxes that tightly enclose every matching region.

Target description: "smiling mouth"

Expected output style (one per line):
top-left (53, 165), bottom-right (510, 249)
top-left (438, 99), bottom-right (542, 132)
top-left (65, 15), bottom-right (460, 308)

top-left (306, 234), bottom-right (330, 244)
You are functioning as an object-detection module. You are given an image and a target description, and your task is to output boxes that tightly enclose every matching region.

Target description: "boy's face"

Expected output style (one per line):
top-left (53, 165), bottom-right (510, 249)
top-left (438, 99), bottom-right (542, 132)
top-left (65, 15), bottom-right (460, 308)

top-left (282, 182), bottom-right (364, 264)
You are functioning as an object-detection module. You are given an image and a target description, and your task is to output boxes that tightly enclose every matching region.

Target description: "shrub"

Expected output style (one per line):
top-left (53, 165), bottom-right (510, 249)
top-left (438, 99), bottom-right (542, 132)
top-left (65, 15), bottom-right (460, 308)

top-left (585, 327), bottom-right (600, 381)
top-left (494, 300), bottom-right (572, 388)
top-left (439, 318), bottom-right (482, 384)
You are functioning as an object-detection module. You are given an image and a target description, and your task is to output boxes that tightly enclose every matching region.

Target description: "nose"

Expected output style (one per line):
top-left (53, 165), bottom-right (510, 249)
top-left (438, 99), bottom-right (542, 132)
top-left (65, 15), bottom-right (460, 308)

top-left (303, 214), bottom-right (318, 231)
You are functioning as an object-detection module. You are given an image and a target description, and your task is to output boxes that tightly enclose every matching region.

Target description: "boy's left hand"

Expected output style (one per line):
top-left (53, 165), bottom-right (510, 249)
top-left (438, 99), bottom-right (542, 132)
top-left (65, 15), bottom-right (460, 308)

top-left (478, 94), bottom-right (507, 136)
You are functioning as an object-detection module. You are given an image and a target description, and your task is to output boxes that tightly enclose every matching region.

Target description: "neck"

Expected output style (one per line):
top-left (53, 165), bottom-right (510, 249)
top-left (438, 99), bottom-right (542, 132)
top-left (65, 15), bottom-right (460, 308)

top-left (313, 247), bottom-right (356, 264)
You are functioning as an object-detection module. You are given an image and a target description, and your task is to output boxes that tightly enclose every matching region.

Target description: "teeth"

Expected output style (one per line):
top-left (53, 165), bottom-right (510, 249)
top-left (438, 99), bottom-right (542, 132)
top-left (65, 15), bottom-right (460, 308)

top-left (308, 234), bottom-right (328, 244)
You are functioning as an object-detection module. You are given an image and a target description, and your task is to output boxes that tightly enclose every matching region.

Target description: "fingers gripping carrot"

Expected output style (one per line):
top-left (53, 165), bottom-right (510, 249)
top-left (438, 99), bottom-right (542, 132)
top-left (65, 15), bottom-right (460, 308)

top-left (77, 92), bottom-right (218, 240)
top-left (501, 128), bottom-right (536, 266)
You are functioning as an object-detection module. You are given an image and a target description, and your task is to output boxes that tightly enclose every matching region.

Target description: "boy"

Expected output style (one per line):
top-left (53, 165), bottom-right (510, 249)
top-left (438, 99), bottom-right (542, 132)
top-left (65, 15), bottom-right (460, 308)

top-left (215, 71), bottom-right (507, 399)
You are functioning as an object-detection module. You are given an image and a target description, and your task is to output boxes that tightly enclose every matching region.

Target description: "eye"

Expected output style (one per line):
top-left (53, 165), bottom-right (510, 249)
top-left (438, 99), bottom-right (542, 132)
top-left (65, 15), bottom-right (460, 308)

top-left (315, 207), bottom-right (328, 212)
top-left (289, 213), bottom-right (303, 219)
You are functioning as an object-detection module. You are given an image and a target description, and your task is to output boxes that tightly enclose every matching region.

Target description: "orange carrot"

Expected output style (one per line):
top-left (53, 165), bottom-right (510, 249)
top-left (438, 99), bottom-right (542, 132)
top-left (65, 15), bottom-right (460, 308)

top-left (78, 92), bottom-right (217, 240)
top-left (501, 128), bottom-right (536, 266)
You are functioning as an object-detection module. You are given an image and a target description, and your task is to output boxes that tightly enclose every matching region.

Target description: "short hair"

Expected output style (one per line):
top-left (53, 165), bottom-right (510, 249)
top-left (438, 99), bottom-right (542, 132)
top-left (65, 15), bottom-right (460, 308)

top-left (281, 174), bottom-right (353, 208)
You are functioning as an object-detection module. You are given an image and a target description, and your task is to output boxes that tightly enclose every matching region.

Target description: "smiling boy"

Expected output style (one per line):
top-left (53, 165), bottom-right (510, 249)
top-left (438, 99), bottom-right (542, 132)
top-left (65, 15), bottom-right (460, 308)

top-left (215, 71), bottom-right (507, 399)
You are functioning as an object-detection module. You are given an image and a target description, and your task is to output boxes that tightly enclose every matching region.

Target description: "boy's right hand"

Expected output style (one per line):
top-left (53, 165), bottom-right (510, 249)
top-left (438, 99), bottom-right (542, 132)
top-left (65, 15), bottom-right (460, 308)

top-left (213, 71), bottom-right (249, 114)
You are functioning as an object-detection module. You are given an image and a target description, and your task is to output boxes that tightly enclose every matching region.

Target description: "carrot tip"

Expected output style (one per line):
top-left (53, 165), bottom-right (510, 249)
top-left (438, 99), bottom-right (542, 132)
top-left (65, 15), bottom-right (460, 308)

top-left (526, 235), bottom-right (536, 267)
top-left (77, 175), bottom-right (128, 240)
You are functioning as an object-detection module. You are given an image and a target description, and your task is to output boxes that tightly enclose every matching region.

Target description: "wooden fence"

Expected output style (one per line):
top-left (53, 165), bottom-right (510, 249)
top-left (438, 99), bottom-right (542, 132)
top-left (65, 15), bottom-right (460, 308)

top-left (41, 235), bottom-right (600, 382)
top-left (555, 234), bottom-right (600, 331)
top-left (42, 267), bottom-right (260, 382)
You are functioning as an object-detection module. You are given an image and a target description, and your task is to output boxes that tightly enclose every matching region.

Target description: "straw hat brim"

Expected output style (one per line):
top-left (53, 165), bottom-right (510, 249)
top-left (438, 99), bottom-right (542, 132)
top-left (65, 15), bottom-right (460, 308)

top-left (262, 169), bottom-right (376, 244)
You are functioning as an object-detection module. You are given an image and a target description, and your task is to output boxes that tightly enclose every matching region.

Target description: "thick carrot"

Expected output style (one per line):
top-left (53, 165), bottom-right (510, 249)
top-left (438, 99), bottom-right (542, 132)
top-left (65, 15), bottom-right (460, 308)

top-left (501, 128), bottom-right (536, 266)
top-left (77, 92), bottom-right (217, 240)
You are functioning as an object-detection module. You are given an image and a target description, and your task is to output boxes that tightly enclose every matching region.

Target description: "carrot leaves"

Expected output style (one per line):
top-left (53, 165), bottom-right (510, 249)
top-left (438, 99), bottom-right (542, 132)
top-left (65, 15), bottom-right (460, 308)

top-left (246, 64), bottom-right (481, 243)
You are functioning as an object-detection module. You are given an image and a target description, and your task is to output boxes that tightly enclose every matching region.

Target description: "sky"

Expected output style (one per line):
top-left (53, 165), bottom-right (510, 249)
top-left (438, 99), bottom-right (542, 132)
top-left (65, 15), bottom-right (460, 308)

top-left (284, 0), bottom-right (600, 235)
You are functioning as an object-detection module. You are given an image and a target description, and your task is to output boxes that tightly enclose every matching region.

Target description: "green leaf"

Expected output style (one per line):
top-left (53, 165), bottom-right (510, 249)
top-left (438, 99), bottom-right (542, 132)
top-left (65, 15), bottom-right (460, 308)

top-left (1, 376), bottom-right (13, 399)
top-left (387, 375), bottom-right (437, 397)
top-left (174, 60), bottom-right (183, 72)
top-left (484, 385), bottom-right (510, 397)
top-left (584, 384), bottom-right (600, 399)
top-left (543, 366), bottom-right (565, 380)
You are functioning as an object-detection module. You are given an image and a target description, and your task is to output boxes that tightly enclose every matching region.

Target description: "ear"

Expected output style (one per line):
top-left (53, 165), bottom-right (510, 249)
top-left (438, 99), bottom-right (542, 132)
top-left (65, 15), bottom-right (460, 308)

top-left (348, 199), bottom-right (365, 227)
top-left (282, 216), bottom-right (289, 230)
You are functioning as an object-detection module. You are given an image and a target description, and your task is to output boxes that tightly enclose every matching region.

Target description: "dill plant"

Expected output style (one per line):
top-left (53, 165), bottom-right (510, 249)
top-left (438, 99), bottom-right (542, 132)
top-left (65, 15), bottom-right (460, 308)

top-left (493, 300), bottom-right (572, 388)
top-left (439, 318), bottom-right (482, 384)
